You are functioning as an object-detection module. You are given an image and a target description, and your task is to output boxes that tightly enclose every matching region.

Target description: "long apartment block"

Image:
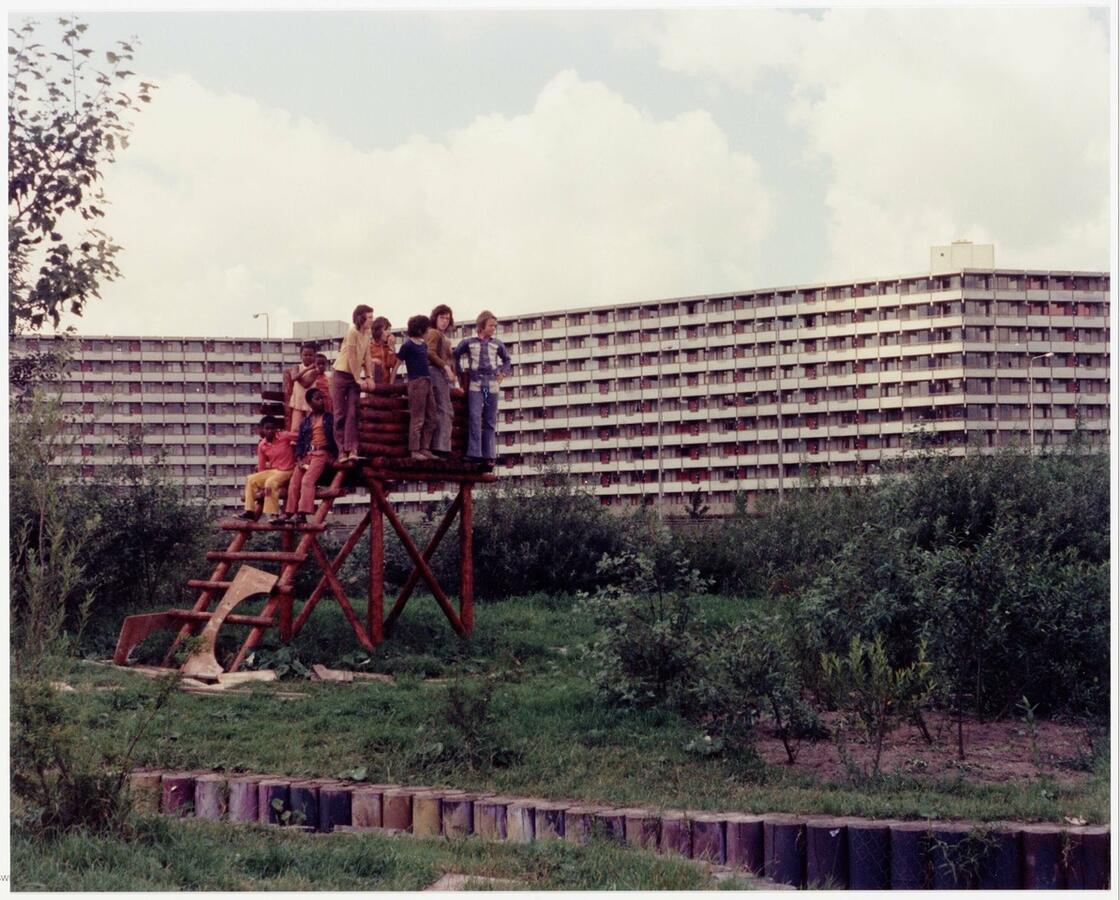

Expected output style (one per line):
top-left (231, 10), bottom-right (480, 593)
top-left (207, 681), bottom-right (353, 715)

top-left (11, 256), bottom-right (1111, 516)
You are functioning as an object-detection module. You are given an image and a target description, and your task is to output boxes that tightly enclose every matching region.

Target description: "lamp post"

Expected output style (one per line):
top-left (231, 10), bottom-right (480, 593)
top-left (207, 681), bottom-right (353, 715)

top-left (1027, 351), bottom-right (1053, 449)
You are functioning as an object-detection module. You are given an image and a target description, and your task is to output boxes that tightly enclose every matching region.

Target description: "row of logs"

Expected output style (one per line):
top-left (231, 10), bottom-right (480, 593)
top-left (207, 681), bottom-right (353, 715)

top-left (356, 386), bottom-right (469, 459)
top-left (132, 769), bottom-right (1110, 889)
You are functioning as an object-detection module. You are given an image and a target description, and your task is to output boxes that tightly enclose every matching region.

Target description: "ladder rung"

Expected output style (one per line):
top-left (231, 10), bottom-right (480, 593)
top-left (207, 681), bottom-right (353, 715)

top-left (168, 609), bottom-right (276, 628)
top-left (314, 488), bottom-right (349, 499)
top-left (187, 579), bottom-right (232, 591)
top-left (206, 551), bottom-right (306, 564)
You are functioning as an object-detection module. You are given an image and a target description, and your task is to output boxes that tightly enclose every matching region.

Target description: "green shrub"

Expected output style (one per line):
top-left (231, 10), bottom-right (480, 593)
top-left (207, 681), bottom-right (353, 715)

top-left (578, 550), bottom-right (709, 711)
top-left (821, 634), bottom-right (934, 778)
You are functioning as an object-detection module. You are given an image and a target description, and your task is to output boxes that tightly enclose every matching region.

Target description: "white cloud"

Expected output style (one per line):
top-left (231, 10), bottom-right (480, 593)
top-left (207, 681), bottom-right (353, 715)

top-left (637, 7), bottom-right (1110, 278)
top-left (67, 69), bottom-right (773, 337)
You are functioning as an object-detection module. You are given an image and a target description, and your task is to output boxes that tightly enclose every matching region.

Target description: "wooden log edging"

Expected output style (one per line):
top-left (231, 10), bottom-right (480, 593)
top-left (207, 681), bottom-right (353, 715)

top-left (140, 769), bottom-right (1111, 890)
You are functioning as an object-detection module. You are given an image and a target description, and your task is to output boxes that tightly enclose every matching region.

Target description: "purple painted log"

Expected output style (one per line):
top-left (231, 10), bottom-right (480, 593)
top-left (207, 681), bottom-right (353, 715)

top-left (160, 773), bottom-right (196, 817)
top-left (930, 822), bottom-right (973, 890)
top-left (1021, 824), bottom-right (1063, 889)
top-left (351, 786), bottom-right (384, 829)
top-left (972, 823), bottom-right (1020, 889)
top-left (193, 774), bottom-right (227, 821)
top-left (805, 817), bottom-right (848, 889)
top-left (319, 784), bottom-right (353, 833)
top-left (507, 801), bottom-right (536, 843)
top-left (764, 815), bottom-right (806, 888)
top-left (690, 813), bottom-right (726, 863)
top-left (289, 781), bottom-right (321, 831)
top-left (534, 801), bottom-right (568, 841)
top-left (889, 822), bottom-right (931, 890)
top-left (227, 777), bottom-right (261, 823)
top-left (593, 808), bottom-right (627, 845)
top-left (474, 797), bottom-right (512, 841)
top-left (442, 793), bottom-right (477, 838)
top-left (846, 820), bottom-right (891, 890)
top-left (564, 805), bottom-right (602, 845)
top-left (1063, 826), bottom-right (1110, 890)
top-left (659, 812), bottom-right (692, 858)
top-left (725, 814), bottom-right (764, 874)
top-left (382, 789), bottom-right (413, 831)
top-left (128, 770), bottom-right (163, 814)
top-left (622, 808), bottom-right (661, 852)
top-left (258, 779), bottom-right (291, 825)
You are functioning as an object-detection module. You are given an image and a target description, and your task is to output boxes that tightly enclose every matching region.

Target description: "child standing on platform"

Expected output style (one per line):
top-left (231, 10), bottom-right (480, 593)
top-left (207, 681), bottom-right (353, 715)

top-left (331, 304), bottom-right (376, 465)
top-left (238, 415), bottom-right (297, 520)
top-left (284, 341), bottom-right (319, 432)
top-left (369, 316), bottom-right (399, 385)
top-left (454, 310), bottom-right (511, 464)
top-left (397, 314), bottom-right (438, 461)
top-left (425, 304), bottom-right (457, 456)
top-left (273, 388), bottom-right (336, 527)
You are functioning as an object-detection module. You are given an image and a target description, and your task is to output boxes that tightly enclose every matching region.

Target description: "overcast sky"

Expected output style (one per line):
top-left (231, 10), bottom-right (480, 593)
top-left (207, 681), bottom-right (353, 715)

top-left (22, 4), bottom-right (1113, 338)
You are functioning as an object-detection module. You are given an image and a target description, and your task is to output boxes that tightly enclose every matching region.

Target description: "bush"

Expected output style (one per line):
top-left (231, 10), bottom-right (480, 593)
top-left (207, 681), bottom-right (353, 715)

top-left (472, 467), bottom-right (626, 599)
top-left (693, 617), bottom-right (820, 764)
top-left (578, 549), bottom-right (709, 711)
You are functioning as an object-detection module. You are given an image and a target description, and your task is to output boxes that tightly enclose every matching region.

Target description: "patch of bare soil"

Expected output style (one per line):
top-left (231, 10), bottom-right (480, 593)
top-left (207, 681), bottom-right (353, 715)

top-left (755, 710), bottom-right (1097, 786)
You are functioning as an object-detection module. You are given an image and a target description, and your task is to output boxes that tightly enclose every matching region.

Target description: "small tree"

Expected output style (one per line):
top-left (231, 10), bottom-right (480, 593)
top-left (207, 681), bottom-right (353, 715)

top-left (8, 16), bottom-right (155, 334)
top-left (821, 634), bottom-right (934, 778)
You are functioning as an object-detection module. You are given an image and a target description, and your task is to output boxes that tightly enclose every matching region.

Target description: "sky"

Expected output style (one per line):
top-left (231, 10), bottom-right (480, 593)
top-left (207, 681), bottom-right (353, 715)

top-left (15, 3), bottom-right (1115, 339)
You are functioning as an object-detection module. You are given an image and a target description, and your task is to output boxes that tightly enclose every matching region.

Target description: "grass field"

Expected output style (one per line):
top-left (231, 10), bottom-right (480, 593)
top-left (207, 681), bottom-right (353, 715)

top-left (11, 816), bottom-right (750, 891)
top-left (62, 593), bottom-right (1108, 825)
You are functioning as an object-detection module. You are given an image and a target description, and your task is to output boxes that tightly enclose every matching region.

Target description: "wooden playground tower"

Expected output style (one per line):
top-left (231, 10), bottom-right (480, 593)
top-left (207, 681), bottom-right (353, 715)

top-left (114, 383), bottom-right (496, 677)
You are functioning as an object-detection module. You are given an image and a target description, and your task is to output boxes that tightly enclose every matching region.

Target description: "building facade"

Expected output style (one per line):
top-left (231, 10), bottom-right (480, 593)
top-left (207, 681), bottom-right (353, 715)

top-left (12, 258), bottom-right (1111, 517)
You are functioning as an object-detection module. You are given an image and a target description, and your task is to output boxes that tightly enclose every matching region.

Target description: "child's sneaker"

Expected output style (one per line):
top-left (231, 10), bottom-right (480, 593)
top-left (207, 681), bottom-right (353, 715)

top-left (236, 510), bottom-right (259, 521)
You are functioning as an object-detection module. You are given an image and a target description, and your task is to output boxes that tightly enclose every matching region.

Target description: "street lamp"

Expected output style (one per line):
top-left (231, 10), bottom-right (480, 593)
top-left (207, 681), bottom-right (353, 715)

top-left (1027, 352), bottom-right (1053, 450)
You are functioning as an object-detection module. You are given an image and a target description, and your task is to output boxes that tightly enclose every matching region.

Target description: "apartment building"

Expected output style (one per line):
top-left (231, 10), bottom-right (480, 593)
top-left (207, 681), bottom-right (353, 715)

top-left (11, 251), bottom-right (1111, 516)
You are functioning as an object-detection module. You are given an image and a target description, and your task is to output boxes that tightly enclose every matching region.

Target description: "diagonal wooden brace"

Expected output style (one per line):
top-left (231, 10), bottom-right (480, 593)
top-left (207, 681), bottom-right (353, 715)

top-left (383, 489), bottom-right (464, 632)
top-left (290, 511), bottom-right (370, 638)
top-left (369, 480), bottom-right (466, 636)
top-left (307, 536), bottom-right (376, 652)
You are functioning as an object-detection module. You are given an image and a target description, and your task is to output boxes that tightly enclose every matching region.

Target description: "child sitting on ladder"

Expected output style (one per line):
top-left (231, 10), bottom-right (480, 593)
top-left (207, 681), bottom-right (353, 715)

top-left (272, 387), bottom-right (336, 528)
top-left (396, 314), bottom-right (438, 461)
top-left (238, 415), bottom-right (297, 520)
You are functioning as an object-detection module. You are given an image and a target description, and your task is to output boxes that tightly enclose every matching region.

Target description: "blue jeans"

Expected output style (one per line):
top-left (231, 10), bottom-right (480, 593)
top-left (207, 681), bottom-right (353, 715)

top-left (467, 387), bottom-right (499, 459)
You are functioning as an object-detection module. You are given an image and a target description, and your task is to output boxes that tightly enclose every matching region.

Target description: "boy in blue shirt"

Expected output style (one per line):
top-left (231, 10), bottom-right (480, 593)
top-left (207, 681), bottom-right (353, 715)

top-left (397, 315), bottom-right (438, 461)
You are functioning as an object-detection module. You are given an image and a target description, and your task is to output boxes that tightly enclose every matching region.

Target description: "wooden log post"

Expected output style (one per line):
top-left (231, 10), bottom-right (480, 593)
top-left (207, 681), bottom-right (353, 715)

top-left (459, 483), bottom-right (474, 635)
top-left (806, 818), bottom-right (849, 889)
top-left (690, 813), bottom-right (726, 863)
top-left (506, 801), bottom-right (536, 843)
top-left (930, 823), bottom-right (973, 889)
top-left (442, 794), bottom-right (476, 838)
top-left (622, 808), bottom-right (662, 852)
top-left (412, 792), bottom-right (442, 837)
top-left (474, 797), bottom-right (513, 841)
top-left (534, 801), bottom-right (568, 841)
top-left (228, 776), bottom-right (261, 823)
top-left (889, 822), bottom-right (930, 890)
top-left (725, 814), bottom-right (765, 874)
top-left (193, 774), bottom-right (228, 821)
top-left (976, 824), bottom-right (1021, 890)
top-left (593, 808), bottom-right (627, 845)
top-left (659, 812), bottom-right (692, 858)
top-left (351, 785), bottom-right (386, 829)
top-left (1063, 825), bottom-right (1110, 889)
top-left (1021, 824), bottom-right (1063, 889)
top-left (128, 771), bottom-right (163, 815)
top-left (763, 815), bottom-right (806, 888)
top-left (382, 789), bottom-right (413, 831)
top-left (258, 779), bottom-right (291, 825)
top-left (563, 806), bottom-right (602, 845)
top-left (846, 819), bottom-right (891, 890)
top-left (318, 784), bottom-right (352, 833)
top-left (289, 781), bottom-right (321, 831)
top-left (161, 773), bottom-right (196, 817)
top-left (369, 491), bottom-right (384, 645)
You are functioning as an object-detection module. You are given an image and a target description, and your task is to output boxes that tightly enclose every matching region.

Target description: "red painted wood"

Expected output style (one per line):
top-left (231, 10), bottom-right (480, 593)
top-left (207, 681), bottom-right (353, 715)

top-left (369, 492), bottom-right (384, 645)
top-left (383, 490), bottom-right (463, 631)
top-left (370, 481), bottom-right (465, 635)
top-left (167, 609), bottom-right (275, 628)
top-left (307, 536), bottom-right (376, 651)
top-left (460, 484), bottom-right (474, 634)
top-left (290, 512), bottom-right (370, 634)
